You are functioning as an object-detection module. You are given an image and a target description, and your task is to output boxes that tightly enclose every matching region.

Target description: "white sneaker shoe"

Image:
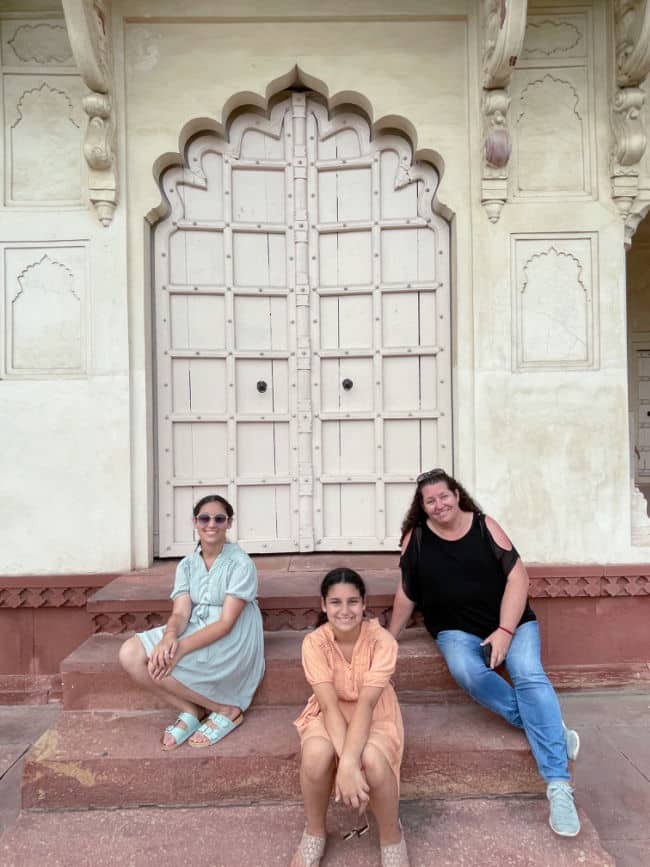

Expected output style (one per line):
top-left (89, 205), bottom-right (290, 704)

top-left (562, 721), bottom-right (580, 761)
top-left (547, 782), bottom-right (581, 837)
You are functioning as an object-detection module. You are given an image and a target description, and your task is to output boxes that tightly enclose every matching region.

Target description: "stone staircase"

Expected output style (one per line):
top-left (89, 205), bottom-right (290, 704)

top-left (10, 559), bottom-right (618, 865)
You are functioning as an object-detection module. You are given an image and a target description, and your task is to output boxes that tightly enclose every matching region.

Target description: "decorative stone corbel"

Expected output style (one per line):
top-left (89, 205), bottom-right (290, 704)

top-left (480, 0), bottom-right (528, 222)
top-left (611, 1), bottom-right (650, 237)
top-left (62, 0), bottom-right (117, 226)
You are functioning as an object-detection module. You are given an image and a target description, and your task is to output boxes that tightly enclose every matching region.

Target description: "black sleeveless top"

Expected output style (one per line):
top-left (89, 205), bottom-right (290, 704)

top-left (399, 513), bottom-right (536, 639)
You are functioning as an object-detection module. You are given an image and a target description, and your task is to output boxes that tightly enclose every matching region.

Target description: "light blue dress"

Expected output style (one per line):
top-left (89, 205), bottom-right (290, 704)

top-left (137, 543), bottom-right (265, 710)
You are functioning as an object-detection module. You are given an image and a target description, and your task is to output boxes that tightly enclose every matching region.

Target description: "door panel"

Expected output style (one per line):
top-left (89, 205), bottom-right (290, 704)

top-left (170, 294), bottom-right (226, 350)
top-left (180, 153), bottom-right (224, 222)
top-left (155, 94), bottom-right (451, 554)
top-left (319, 231), bottom-right (373, 286)
top-left (232, 232), bottom-right (286, 287)
top-left (170, 359), bottom-right (227, 414)
top-left (169, 230), bottom-right (225, 285)
top-left (173, 422), bottom-right (229, 479)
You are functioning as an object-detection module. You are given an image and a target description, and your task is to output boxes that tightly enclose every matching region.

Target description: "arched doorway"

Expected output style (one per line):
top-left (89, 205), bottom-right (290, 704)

top-left (627, 214), bottom-right (650, 534)
top-left (152, 90), bottom-right (451, 555)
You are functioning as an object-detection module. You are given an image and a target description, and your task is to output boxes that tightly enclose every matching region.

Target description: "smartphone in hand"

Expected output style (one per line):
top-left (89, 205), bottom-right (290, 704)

top-left (482, 642), bottom-right (492, 668)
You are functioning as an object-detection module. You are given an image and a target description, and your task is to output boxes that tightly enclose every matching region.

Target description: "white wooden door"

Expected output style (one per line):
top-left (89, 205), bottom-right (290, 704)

top-left (154, 93), bottom-right (451, 555)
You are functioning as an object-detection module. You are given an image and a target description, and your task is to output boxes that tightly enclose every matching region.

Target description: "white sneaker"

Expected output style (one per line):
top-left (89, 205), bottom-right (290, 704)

top-left (547, 782), bottom-right (581, 837)
top-left (562, 721), bottom-right (580, 761)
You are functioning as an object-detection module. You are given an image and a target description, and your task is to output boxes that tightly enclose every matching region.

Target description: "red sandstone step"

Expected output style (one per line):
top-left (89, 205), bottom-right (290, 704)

top-left (62, 627), bottom-right (650, 714)
top-left (22, 704), bottom-right (544, 811)
top-left (3, 798), bottom-right (613, 867)
top-left (60, 629), bottom-right (456, 711)
top-left (87, 563), bottom-right (401, 632)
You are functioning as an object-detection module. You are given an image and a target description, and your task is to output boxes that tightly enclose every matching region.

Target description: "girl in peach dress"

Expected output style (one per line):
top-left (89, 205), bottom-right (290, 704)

top-left (291, 568), bottom-right (409, 867)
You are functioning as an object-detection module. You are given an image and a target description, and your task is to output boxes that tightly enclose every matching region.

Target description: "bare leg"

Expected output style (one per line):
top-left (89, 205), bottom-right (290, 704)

top-left (300, 737), bottom-right (336, 835)
top-left (119, 636), bottom-right (242, 748)
top-left (119, 636), bottom-right (204, 717)
top-left (290, 737), bottom-right (334, 866)
top-left (362, 743), bottom-right (401, 845)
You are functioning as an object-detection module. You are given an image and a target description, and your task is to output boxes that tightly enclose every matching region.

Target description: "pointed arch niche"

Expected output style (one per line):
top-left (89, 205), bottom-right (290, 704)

top-left (148, 70), bottom-right (453, 556)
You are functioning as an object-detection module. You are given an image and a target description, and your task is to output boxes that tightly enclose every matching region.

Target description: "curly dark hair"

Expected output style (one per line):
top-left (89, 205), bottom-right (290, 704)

top-left (400, 468), bottom-right (482, 543)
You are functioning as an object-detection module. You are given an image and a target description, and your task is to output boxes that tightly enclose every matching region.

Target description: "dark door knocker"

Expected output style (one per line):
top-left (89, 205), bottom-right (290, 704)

top-left (342, 378), bottom-right (353, 391)
top-left (256, 380), bottom-right (268, 393)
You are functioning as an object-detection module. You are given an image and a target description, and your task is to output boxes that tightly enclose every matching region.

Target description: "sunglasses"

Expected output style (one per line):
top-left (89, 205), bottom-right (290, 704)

top-left (196, 513), bottom-right (229, 526)
top-left (416, 468), bottom-right (447, 484)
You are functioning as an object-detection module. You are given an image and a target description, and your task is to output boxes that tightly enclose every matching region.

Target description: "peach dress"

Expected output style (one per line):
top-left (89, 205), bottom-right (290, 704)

top-left (293, 618), bottom-right (404, 785)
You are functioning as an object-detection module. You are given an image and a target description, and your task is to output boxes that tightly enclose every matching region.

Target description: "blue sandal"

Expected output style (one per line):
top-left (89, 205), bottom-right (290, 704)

top-left (188, 711), bottom-right (244, 748)
top-left (161, 711), bottom-right (201, 751)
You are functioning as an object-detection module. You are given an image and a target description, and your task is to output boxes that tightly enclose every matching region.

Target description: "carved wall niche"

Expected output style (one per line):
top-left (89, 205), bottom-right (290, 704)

top-left (1, 19), bottom-right (74, 66)
top-left (3, 72), bottom-right (85, 203)
top-left (521, 13), bottom-right (586, 60)
top-left (2, 243), bottom-right (87, 377)
top-left (511, 9), bottom-right (594, 199)
top-left (511, 234), bottom-right (598, 370)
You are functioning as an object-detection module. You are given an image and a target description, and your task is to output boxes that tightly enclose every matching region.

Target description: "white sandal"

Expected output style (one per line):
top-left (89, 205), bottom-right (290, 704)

top-left (380, 829), bottom-right (410, 867)
top-left (290, 829), bottom-right (326, 866)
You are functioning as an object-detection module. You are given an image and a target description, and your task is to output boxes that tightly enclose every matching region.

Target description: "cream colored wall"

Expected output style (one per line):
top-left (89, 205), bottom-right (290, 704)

top-left (0, 3), bottom-right (131, 574)
top-left (472, 0), bottom-right (643, 561)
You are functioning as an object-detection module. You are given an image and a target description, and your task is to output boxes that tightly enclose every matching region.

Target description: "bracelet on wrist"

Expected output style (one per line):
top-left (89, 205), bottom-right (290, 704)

top-left (498, 625), bottom-right (514, 636)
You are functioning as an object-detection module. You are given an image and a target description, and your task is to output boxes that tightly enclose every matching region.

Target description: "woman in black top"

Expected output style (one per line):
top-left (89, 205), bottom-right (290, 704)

top-left (388, 468), bottom-right (581, 838)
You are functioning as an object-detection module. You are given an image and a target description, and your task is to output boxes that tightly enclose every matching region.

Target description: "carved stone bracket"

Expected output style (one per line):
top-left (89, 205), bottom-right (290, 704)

top-left (62, 0), bottom-right (117, 226)
top-left (480, 0), bottom-right (528, 222)
top-left (611, 1), bottom-right (650, 238)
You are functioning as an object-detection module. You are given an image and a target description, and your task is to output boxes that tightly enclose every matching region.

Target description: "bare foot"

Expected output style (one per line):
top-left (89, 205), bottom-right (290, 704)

top-left (161, 715), bottom-right (199, 751)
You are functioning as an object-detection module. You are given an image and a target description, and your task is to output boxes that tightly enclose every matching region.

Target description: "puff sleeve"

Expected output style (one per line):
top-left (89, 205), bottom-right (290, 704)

top-left (361, 628), bottom-right (398, 689)
top-left (301, 631), bottom-right (334, 686)
top-left (170, 557), bottom-right (191, 600)
top-left (225, 555), bottom-right (258, 601)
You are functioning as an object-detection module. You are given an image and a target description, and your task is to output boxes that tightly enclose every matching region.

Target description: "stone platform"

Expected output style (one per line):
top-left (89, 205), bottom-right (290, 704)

top-left (1, 797), bottom-right (614, 867)
top-left (22, 703), bottom-right (544, 811)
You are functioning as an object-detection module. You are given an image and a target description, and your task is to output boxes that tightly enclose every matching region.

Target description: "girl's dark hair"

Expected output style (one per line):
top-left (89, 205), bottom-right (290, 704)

top-left (193, 494), bottom-right (234, 519)
top-left (315, 567), bottom-right (366, 628)
top-left (400, 468), bottom-right (482, 544)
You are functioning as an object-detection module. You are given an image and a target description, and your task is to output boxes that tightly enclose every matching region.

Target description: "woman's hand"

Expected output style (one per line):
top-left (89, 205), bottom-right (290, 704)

top-left (481, 628), bottom-right (512, 669)
top-left (335, 757), bottom-right (370, 814)
top-left (148, 635), bottom-right (185, 680)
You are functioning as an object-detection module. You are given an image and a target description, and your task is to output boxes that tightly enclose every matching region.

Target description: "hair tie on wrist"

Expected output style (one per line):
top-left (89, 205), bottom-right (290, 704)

top-left (498, 625), bottom-right (514, 636)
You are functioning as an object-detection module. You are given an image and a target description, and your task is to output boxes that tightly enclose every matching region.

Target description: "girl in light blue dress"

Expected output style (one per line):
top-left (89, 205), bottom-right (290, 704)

top-left (119, 495), bottom-right (265, 750)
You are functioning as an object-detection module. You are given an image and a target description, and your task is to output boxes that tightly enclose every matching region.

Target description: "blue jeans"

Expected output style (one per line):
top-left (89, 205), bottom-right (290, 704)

top-left (436, 621), bottom-right (569, 782)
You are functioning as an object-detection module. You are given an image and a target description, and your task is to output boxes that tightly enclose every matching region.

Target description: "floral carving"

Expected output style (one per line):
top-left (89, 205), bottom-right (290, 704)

top-left (611, 1), bottom-right (650, 233)
top-left (480, 0), bottom-right (528, 222)
top-left (7, 23), bottom-right (73, 64)
top-left (62, 0), bottom-right (117, 225)
top-left (522, 19), bottom-right (583, 57)
top-left (13, 82), bottom-right (79, 130)
top-left (615, 0), bottom-right (650, 87)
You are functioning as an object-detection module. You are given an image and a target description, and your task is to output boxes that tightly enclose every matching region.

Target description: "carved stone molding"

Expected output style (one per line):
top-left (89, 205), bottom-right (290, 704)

top-left (92, 611), bottom-right (167, 634)
top-left (616, 0), bottom-right (650, 86)
top-left (480, 0), bottom-right (528, 222)
top-left (62, 0), bottom-right (117, 226)
top-left (0, 585), bottom-right (94, 608)
top-left (611, 1), bottom-right (650, 234)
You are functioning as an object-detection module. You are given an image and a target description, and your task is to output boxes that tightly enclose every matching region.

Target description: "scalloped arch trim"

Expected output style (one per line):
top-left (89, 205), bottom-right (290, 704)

top-left (147, 66), bottom-right (451, 224)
